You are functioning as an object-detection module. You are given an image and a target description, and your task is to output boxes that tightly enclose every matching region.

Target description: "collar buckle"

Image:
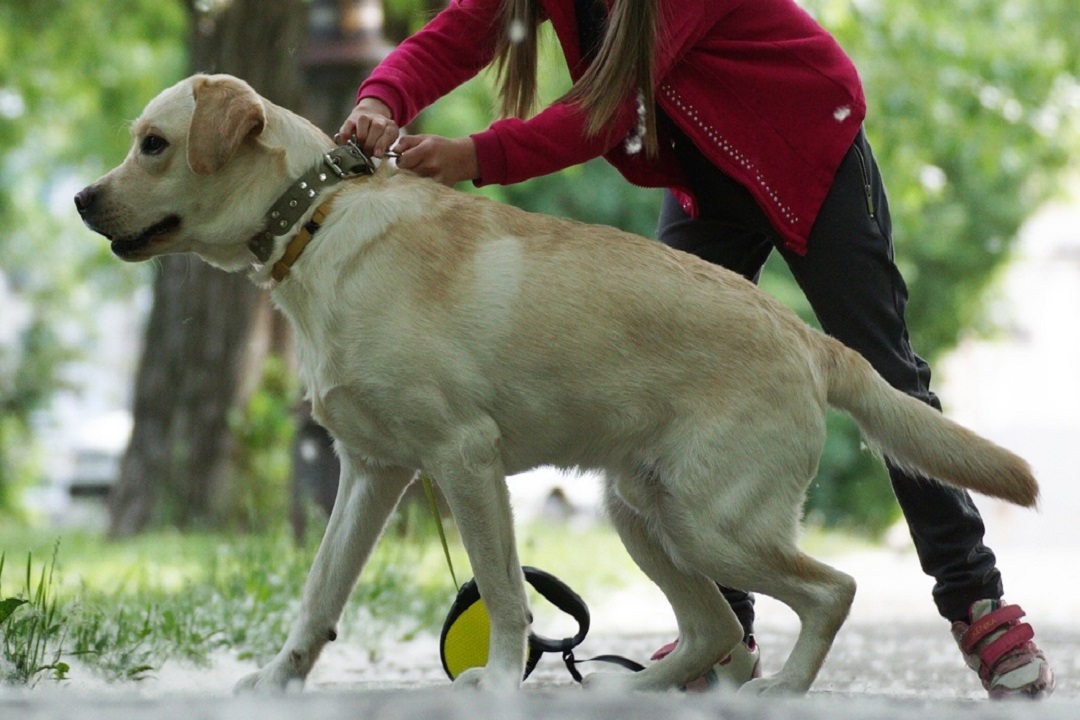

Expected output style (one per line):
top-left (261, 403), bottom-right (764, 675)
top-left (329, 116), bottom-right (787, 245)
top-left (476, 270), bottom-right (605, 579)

top-left (323, 140), bottom-right (377, 179)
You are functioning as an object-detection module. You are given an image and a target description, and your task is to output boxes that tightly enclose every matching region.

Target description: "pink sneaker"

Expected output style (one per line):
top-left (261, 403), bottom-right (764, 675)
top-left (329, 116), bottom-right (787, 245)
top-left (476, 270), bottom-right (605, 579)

top-left (951, 600), bottom-right (1055, 699)
top-left (651, 635), bottom-right (762, 691)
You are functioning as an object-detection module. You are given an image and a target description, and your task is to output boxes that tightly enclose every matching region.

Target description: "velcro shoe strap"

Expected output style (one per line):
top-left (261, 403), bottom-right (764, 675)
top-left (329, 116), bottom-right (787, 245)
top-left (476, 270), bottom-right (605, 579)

top-left (961, 604), bottom-right (1026, 655)
top-left (651, 641), bottom-right (678, 662)
top-left (978, 623), bottom-right (1035, 681)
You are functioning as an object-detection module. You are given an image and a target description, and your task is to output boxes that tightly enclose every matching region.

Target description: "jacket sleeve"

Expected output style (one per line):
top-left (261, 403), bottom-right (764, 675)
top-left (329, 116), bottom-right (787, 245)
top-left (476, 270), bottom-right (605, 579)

top-left (471, 0), bottom-right (717, 186)
top-left (356, 0), bottom-right (505, 126)
top-left (470, 100), bottom-right (639, 186)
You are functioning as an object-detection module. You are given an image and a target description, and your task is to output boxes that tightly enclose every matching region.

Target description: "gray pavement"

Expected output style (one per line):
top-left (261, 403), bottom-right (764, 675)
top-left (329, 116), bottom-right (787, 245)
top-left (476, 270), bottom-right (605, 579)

top-left (1, 661), bottom-right (1077, 720)
top-left (3, 614), bottom-right (1075, 719)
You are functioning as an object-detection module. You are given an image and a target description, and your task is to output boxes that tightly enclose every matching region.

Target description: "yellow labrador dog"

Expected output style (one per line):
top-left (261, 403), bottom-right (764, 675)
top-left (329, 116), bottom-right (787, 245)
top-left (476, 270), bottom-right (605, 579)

top-left (76, 74), bottom-right (1038, 695)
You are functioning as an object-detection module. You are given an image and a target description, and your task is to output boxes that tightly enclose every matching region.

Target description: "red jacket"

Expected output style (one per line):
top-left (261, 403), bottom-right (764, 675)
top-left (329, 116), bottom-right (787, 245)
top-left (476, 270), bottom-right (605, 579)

top-left (357, 0), bottom-right (865, 254)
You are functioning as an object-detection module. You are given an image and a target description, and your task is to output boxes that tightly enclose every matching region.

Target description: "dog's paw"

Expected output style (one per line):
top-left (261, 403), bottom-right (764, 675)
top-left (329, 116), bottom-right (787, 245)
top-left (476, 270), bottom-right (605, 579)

top-left (451, 667), bottom-right (486, 690)
top-left (234, 661), bottom-right (304, 694)
top-left (451, 666), bottom-right (520, 692)
top-left (737, 675), bottom-right (803, 697)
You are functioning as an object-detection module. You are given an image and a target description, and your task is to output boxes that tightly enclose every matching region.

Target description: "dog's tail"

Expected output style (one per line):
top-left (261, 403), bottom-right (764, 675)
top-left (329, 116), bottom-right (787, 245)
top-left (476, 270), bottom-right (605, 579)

top-left (817, 335), bottom-right (1038, 508)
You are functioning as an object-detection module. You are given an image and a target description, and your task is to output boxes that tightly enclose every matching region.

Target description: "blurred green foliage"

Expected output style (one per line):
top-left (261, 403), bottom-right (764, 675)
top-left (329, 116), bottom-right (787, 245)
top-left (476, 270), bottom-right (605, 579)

top-left (1, 0), bottom-right (1078, 536)
top-left (0, 1), bottom-right (186, 515)
top-left (225, 357), bottom-right (298, 533)
top-left (809, 0), bottom-right (1080, 354)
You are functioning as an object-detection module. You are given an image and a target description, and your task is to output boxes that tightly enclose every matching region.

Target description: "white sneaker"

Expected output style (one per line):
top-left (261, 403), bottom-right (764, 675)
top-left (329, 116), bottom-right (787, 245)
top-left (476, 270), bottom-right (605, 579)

top-left (951, 600), bottom-right (1054, 700)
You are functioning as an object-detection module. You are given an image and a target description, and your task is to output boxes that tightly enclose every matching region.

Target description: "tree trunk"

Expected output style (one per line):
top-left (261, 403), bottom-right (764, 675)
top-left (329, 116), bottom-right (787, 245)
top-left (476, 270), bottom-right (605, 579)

top-left (108, 0), bottom-right (306, 536)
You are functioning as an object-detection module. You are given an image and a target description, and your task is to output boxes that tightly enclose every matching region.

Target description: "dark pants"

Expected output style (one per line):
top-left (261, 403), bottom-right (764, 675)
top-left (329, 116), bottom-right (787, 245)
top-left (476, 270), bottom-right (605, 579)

top-left (657, 125), bottom-right (1003, 628)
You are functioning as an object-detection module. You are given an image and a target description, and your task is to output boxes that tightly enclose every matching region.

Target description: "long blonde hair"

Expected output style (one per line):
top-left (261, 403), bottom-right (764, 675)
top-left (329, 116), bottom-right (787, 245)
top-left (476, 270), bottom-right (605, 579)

top-left (492, 0), bottom-right (661, 156)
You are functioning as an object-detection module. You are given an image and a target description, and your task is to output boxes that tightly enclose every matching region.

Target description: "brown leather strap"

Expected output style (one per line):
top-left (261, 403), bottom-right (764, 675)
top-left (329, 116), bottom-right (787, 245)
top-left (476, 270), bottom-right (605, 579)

top-left (271, 195), bottom-right (336, 282)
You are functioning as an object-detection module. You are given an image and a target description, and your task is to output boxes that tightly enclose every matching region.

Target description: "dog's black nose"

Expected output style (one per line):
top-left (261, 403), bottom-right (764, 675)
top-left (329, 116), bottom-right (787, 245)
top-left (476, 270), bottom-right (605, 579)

top-left (74, 186), bottom-right (97, 217)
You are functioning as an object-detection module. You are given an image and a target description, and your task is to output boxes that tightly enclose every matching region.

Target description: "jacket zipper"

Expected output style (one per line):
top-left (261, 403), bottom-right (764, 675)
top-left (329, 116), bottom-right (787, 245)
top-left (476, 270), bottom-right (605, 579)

top-left (852, 144), bottom-right (875, 219)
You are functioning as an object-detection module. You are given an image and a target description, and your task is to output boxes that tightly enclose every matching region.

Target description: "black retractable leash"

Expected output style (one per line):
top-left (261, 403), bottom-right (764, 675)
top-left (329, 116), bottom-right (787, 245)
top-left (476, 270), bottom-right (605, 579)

top-left (439, 566), bottom-right (644, 682)
top-left (422, 475), bottom-right (643, 683)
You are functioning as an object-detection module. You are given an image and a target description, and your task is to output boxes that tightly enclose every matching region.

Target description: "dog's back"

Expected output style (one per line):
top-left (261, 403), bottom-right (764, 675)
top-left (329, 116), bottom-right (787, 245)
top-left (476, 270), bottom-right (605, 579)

top-left (280, 176), bottom-right (833, 484)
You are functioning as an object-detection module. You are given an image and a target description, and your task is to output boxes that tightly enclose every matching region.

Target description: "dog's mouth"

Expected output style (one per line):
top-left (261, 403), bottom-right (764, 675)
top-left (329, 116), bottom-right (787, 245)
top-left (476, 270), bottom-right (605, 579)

top-left (110, 215), bottom-right (182, 259)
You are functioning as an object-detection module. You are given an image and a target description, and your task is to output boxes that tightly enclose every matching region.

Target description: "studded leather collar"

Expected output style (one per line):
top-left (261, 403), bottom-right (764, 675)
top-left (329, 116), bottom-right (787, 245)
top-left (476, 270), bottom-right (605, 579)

top-left (248, 141), bottom-right (377, 266)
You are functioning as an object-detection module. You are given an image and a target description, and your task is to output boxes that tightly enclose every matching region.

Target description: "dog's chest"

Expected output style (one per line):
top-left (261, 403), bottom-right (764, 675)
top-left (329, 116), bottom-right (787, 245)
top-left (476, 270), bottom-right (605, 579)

top-left (289, 317), bottom-right (469, 468)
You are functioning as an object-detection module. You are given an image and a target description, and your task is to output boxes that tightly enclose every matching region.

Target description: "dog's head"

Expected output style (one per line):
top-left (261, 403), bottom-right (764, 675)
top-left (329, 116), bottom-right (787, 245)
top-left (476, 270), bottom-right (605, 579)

top-left (75, 74), bottom-right (314, 271)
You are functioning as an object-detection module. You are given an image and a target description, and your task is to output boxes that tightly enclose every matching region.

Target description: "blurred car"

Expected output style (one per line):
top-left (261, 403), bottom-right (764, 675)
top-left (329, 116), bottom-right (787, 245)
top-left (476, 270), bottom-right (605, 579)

top-left (66, 409), bottom-right (132, 498)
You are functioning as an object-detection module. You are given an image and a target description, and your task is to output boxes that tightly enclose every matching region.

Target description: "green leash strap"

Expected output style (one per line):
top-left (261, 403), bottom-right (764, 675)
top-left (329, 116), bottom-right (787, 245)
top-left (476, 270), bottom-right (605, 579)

top-left (421, 472), bottom-right (459, 589)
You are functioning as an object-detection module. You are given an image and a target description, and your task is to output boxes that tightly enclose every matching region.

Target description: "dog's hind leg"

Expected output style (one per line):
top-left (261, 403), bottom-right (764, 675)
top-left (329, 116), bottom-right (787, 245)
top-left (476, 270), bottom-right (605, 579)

top-left (663, 487), bottom-right (856, 696)
top-left (733, 548), bottom-right (855, 695)
top-left (235, 453), bottom-right (414, 693)
top-left (581, 479), bottom-right (744, 692)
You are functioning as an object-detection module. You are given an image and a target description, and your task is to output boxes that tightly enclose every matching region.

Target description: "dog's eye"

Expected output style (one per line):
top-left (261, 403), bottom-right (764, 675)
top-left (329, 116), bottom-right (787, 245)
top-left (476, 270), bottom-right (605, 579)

top-left (141, 134), bottom-right (169, 156)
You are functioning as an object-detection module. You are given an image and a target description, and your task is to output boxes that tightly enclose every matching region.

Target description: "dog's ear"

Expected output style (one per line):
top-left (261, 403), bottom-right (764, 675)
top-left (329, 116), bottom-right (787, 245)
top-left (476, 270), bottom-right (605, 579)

top-left (187, 75), bottom-right (266, 176)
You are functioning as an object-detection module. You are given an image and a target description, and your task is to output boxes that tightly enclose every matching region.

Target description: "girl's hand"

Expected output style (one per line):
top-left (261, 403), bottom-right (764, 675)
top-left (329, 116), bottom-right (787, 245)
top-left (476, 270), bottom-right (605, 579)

top-left (393, 134), bottom-right (480, 187)
top-left (338, 97), bottom-right (399, 158)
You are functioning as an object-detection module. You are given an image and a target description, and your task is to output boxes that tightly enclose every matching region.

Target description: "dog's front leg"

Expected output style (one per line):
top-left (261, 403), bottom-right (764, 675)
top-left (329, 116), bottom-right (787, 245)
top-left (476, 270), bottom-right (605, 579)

top-left (434, 447), bottom-right (529, 690)
top-left (235, 455), bottom-right (414, 693)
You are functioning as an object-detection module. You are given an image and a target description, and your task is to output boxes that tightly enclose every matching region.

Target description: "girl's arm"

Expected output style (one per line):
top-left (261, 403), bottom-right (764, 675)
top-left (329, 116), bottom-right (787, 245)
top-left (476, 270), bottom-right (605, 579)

top-left (345, 0), bottom-right (716, 185)
top-left (343, 0), bottom-right (506, 140)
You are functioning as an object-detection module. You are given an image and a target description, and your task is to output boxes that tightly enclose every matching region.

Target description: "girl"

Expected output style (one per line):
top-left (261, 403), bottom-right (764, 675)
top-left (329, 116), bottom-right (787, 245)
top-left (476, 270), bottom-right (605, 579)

top-left (337, 0), bottom-right (1053, 699)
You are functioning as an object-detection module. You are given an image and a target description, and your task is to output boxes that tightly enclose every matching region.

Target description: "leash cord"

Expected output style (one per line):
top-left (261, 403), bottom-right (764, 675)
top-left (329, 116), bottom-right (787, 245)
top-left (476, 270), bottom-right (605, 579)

top-left (421, 472), bottom-right (459, 588)
top-left (563, 651), bottom-right (646, 682)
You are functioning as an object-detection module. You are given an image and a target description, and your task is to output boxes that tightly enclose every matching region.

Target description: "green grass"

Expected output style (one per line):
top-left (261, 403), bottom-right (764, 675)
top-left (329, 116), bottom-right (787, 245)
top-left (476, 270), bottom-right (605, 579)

top-left (0, 543), bottom-right (70, 685)
top-left (0, 513), bottom-right (467, 686)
